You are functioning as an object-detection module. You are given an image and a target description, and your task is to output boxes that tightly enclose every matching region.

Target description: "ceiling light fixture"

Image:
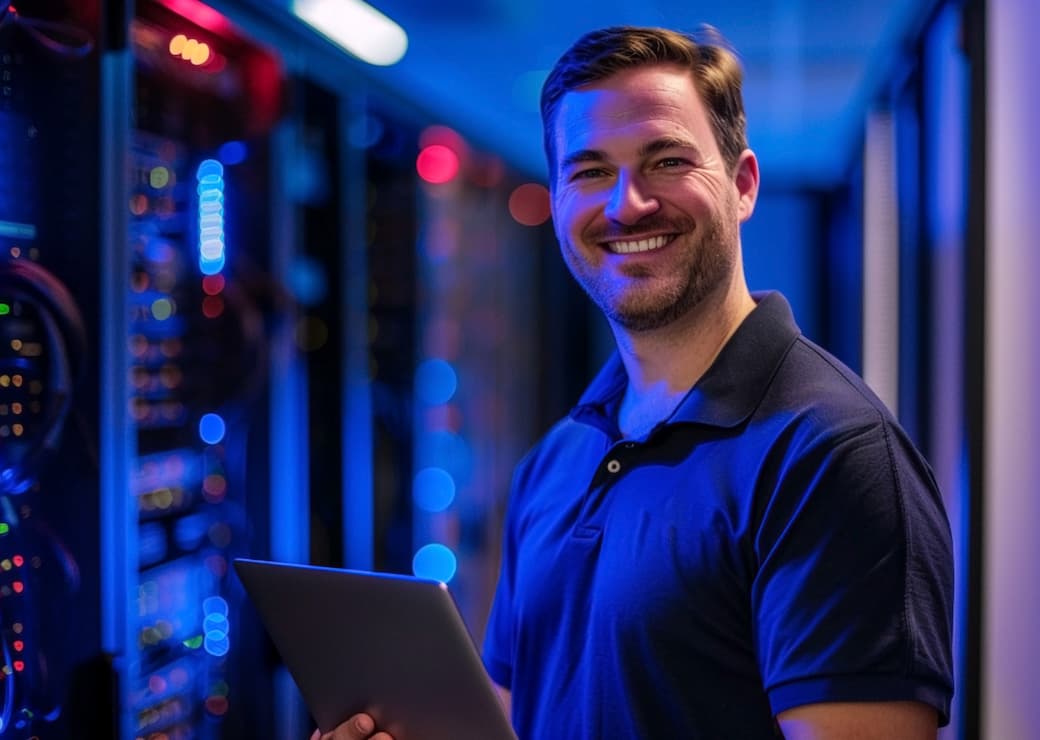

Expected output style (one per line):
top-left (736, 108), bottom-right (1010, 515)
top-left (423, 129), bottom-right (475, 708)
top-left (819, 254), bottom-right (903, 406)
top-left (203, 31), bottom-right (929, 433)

top-left (292, 0), bottom-right (408, 66)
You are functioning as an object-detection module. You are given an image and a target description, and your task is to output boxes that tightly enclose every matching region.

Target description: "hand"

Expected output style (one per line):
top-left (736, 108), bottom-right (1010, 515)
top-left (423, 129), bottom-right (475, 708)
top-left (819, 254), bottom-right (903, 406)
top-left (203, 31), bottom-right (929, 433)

top-left (310, 713), bottom-right (395, 740)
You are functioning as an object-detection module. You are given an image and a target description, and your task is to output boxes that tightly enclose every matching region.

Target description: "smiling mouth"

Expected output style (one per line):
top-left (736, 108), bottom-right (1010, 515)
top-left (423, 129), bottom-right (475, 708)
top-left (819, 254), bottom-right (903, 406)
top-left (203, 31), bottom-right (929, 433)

top-left (604, 234), bottom-right (674, 254)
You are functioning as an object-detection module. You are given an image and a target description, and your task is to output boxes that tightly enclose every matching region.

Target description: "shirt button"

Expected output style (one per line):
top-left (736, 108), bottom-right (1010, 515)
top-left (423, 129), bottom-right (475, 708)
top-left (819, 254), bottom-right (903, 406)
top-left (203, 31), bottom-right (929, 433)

top-left (606, 459), bottom-right (621, 473)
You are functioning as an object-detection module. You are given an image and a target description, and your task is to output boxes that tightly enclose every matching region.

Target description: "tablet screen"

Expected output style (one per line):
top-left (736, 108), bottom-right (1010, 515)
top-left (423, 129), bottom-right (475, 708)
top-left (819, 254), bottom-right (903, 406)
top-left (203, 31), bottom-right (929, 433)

top-left (234, 558), bottom-right (516, 740)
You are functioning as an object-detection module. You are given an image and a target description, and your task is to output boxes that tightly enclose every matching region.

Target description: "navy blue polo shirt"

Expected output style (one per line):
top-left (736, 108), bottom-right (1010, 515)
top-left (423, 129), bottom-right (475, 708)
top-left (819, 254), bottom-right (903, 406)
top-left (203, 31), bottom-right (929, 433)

top-left (482, 292), bottom-right (953, 739)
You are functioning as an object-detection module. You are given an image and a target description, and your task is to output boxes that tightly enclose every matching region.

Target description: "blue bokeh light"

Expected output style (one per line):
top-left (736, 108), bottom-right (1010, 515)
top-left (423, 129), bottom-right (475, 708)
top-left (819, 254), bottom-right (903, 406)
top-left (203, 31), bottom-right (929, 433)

top-left (415, 359), bottom-right (458, 405)
top-left (412, 543), bottom-right (457, 583)
top-left (203, 595), bottom-right (229, 616)
top-left (196, 159), bottom-right (225, 275)
top-left (204, 631), bottom-right (230, 657)
top-left (218, 140), bottom-right (248, 165)
top-left (413, 467), bottom-right (456, 512)
top-left (199, 413), bottom-right (226, 445)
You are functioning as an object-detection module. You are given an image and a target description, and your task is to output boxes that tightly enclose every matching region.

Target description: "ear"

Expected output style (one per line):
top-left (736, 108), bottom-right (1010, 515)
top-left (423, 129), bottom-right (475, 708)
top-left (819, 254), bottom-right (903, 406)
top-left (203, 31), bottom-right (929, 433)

top-left (732, 149), bottom-right (760, 223)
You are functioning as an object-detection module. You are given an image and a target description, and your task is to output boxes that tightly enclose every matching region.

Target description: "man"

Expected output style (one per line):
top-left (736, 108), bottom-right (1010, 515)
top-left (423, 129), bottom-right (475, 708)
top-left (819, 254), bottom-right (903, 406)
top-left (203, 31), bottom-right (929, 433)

top-left (319, 25), bottom-right (954, 739)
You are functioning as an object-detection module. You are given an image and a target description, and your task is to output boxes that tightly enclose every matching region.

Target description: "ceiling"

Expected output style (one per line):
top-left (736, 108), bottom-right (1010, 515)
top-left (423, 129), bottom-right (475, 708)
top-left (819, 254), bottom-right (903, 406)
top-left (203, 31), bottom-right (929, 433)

top-left (262, 0), bottom-right (939, 189)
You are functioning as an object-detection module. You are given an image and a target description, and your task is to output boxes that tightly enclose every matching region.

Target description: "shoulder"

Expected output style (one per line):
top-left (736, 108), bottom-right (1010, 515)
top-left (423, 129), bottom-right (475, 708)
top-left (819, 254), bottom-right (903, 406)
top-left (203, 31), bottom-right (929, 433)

top-left (772, 335), bottom-right (894, 428)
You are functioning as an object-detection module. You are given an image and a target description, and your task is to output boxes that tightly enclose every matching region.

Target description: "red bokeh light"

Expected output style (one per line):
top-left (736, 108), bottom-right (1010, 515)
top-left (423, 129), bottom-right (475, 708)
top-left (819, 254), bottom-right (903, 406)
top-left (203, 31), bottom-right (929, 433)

top-left (202, 274), bottom-right (225, 295)
top-left (508, 183), bottom-right (552, 226)
top-left (202, 295), bottom-right (224, 319)
top-left (205, 695), bottom-right (230, 716)
top-left (417, 145), bottom-right (460, 185)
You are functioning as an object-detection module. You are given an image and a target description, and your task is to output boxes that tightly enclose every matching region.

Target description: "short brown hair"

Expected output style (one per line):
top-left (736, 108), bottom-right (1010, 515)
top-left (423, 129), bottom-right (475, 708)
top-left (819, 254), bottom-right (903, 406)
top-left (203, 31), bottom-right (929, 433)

top-left (541, 26), bottom-right (747, 180)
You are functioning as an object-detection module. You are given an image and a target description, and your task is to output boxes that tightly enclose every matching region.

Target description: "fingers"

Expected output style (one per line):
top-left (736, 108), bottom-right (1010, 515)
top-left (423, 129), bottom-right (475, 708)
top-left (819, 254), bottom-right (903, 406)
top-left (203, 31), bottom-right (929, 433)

top-left (314, 713), bottom-right (393, 740)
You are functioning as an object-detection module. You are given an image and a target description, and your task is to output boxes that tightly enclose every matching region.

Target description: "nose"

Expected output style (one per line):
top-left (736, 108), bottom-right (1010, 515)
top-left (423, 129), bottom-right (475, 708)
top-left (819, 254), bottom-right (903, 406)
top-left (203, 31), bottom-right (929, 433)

top-left (604, 171), bottom-right (660, 224)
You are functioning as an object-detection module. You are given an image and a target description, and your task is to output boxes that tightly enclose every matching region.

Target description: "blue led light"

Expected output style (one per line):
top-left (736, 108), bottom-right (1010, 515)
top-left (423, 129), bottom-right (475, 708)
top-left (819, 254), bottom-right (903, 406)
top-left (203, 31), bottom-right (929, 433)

top-left (412, 543), bottom-right (457, 583)
top-left (199, 254), bottom-right (226, 276)
top-left (203, 613), bottom-right (229, 633)
top-left (218, 140), bottom-right (248, 165)
top-left (413, 467), bottom-right (456, 512)
top-left (196, 159), bottom-right (226, 274)
top-left (415, 359), bottom-right (458, 405)
top-left (204, 632), bottom-right (230, 657)
top-left (198, 413), bottom-right (226, 445)
top-left (202, 594), bottom-right (230, 656)
top-left (203, 595), bottom-right (229, 616)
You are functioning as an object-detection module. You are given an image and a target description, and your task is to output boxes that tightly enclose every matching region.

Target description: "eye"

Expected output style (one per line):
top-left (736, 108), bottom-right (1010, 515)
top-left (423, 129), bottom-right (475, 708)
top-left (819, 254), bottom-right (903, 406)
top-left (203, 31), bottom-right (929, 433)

top-left (571, 167), bottom-right (608, 181)
top-left (654, 157), bottom-right (688, 169)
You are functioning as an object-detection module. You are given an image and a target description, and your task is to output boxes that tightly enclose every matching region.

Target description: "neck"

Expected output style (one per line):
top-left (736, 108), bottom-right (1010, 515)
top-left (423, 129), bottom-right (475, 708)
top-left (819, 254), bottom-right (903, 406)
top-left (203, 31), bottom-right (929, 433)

top-left (613, 281), bottom-right (755, 438)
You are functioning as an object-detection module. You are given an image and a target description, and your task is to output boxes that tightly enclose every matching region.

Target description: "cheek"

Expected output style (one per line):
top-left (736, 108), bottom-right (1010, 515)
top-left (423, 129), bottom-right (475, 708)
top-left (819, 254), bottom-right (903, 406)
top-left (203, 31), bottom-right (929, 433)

top-left (552, 190), bottom-right (597, 238)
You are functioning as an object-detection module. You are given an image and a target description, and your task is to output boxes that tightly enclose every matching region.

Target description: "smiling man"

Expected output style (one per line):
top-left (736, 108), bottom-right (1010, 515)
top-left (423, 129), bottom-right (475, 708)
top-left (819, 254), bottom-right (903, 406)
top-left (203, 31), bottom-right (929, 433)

top-left (319, 26), bottom-right (954, 740)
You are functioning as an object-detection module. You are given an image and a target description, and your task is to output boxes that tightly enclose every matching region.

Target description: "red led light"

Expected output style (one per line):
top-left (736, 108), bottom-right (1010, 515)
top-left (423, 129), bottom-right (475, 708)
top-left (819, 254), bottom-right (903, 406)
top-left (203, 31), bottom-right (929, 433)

top-left (12, 555), bottom-right (22, 567)
top-left (12, 582), bottom-right (23, 594)
top-left (202, 274), bottom-right (225, 295)
top-left (13, 661), bottom-right (23, 672)
top-left (416, 145), bottom-right (460, 185)
top-left (162, 0), bottom-right (233, 36)
top-left (205, 695), bottom-right (230, 716)
top-left (12, 641), bottom-right (22, 652)
top-left (202, 295), bottom-right (224, 319)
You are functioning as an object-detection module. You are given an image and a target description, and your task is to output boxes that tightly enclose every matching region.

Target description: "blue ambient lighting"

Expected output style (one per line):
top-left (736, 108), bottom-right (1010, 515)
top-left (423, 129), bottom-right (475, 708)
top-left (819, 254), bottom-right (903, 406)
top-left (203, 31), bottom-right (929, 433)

top-left (199, 413), bottom-right (226, 445)
top-left (412, 543), bottom-right (457, 583)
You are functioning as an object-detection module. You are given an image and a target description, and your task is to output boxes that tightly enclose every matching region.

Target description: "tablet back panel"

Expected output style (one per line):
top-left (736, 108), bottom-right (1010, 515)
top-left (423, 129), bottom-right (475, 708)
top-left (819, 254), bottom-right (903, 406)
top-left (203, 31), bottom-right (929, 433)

top-left (234, 558), bottom-right (516, 740)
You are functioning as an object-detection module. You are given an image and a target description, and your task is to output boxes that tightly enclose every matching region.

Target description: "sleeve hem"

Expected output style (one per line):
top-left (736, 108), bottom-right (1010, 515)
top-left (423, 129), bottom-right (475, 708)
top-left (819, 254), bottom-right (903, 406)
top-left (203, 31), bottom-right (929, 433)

top-left (768, 674), bottom-right (952, 727)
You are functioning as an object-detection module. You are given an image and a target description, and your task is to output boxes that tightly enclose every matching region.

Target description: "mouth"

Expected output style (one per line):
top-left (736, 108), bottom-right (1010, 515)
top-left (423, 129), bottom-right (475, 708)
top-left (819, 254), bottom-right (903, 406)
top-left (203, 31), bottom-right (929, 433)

top-left (601, 234), bottom-right (675, 255)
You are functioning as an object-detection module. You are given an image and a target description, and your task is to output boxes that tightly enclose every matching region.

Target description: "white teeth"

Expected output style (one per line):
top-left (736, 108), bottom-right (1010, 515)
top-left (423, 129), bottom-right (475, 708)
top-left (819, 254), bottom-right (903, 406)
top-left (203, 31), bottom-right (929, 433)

top-left (607, 235), bottom-right (670, 254)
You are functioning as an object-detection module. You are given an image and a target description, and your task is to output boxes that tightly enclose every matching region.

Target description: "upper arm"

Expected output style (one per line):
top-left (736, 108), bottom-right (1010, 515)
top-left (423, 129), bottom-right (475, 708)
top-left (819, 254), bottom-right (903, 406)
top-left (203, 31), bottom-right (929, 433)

top-left (777, 701), bottom-right (937, 739)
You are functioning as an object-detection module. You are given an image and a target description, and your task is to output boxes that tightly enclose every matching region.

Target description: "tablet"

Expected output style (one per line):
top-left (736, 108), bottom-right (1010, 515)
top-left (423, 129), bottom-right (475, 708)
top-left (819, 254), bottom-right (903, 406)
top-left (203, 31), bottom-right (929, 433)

top-left (233, 558), bottom-right (516, 740)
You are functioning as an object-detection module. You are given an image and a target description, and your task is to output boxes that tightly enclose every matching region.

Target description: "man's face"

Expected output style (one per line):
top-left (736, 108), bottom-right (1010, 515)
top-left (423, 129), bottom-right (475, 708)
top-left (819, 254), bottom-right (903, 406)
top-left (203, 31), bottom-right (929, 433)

top-left (549, 64), bottom-right (757, 332)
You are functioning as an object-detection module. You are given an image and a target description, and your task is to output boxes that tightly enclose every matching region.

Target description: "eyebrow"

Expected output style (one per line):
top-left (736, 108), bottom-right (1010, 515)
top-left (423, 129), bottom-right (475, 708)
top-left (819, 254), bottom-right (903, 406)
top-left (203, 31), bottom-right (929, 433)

top-left (559, 136), bottom-right (701, 171)
top-left (639, 136), bottom-right (700, 158)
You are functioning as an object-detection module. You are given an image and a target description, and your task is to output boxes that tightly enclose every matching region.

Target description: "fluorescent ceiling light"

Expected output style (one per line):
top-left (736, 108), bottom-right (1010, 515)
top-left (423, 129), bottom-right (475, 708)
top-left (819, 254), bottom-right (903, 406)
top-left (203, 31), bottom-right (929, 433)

top-left (293, 0), bottom-right (408, 66)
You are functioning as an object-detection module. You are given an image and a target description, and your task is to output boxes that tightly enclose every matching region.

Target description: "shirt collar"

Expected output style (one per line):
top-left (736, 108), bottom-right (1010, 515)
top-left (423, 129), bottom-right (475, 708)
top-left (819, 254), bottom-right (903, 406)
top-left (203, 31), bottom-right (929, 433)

top-left (570, 291), bottom-right (801, 434)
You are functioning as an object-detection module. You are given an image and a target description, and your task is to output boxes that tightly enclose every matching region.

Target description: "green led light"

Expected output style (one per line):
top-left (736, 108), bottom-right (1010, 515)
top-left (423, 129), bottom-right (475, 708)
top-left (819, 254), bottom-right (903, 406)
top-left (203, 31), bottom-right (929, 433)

top-left (0, 304), bottom-right (10, 316)
top-left (0, 524), bottom-right (8, 535)
top-left (183, 635), bottom-right (204, 649)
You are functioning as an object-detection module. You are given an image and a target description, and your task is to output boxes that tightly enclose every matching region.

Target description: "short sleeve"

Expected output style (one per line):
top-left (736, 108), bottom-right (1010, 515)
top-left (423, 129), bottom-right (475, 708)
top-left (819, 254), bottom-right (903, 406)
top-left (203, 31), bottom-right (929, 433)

top-left (752, 416), bottom-right (954, 723)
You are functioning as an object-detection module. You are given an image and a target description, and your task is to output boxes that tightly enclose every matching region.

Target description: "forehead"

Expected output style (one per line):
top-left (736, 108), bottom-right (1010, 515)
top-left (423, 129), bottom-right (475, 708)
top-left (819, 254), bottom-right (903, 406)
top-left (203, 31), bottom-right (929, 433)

top-left (552, 65), bottom-right (716, 159)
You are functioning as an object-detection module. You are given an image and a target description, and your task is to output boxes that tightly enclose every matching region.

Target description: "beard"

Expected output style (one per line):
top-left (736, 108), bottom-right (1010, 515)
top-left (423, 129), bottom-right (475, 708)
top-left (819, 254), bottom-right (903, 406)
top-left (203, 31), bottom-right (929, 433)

top-left (562, 200), bottom-right (741, 333)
